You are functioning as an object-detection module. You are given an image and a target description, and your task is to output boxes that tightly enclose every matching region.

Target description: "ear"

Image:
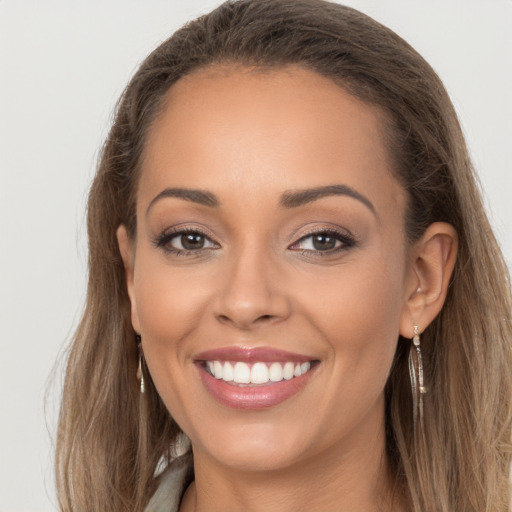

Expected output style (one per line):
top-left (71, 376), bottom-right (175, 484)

top-left (400, 222), bottom-right (458, 338)
top-left (116, 225), bottom-right (141, 334)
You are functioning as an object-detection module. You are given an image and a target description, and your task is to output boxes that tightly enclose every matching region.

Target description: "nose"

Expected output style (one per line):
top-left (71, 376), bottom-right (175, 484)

top-left (213, 246), bottom-right (291, 330)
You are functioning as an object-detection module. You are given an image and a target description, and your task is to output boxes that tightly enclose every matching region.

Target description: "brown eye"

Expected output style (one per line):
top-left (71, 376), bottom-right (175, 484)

top-left (156, 230), bottom-right (218, 253)
top-left (181, 233), bottom-right (206, 250)
top-left (293, 232), bottom-right (343, 252)
top-left (311, 234), bottom-right (337, 251)
top-left (289, 229), bottom-right (356, 255)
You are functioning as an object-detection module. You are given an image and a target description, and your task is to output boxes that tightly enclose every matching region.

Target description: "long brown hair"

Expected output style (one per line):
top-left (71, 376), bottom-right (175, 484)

top-left (56, 1), bottom-right (512, 510)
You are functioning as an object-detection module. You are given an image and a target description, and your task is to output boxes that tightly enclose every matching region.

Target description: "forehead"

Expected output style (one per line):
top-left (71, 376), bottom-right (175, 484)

top-left (139, 65), bottom-right (404, 214)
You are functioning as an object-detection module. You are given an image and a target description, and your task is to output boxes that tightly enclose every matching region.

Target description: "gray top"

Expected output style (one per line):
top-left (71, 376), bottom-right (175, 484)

top-left (145, 455), bottom-right (192, 512)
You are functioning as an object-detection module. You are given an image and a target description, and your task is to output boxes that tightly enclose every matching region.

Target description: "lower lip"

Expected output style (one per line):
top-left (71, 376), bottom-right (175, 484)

top-left (197, 365), bottom-right (316, 410)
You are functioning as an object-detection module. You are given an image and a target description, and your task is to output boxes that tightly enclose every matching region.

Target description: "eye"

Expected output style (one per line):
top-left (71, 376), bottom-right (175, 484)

top-left (155, 229), bottom-right (218, 254)
top-left (172, 232), bottom-right (215, 251)
top-left (296, 233), bottom-right (341, 251)
top-left (289, 230), bottom-right (355, 253)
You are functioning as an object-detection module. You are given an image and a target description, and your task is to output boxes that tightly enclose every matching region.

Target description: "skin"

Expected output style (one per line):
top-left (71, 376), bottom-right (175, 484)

top-left (118, 65), bottom-right (457, 512)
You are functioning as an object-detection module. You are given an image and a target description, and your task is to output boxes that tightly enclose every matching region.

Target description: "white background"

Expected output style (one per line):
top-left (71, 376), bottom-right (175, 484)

top-left (0, 1), bottom-right (511, 510)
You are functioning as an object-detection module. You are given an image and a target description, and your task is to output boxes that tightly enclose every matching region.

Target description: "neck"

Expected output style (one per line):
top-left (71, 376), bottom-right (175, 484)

top-left (180, 405), bottom-right (406, 512)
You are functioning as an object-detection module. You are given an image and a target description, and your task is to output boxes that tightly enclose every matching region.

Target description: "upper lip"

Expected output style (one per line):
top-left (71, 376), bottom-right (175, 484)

top-left (194, 346), bottom-right (315, 364)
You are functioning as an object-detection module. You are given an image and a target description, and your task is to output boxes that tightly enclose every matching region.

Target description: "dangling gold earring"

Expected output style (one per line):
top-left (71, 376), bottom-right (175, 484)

top-left (136, 334), bottom-right (145, 394)
top-left (408, 325), bottom-right (426, 423)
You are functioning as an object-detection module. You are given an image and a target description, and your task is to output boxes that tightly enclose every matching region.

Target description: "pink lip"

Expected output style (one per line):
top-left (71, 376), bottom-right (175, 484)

top-left (194, 346), bottom-right (313, 364)
top-left (194, 346), bottom-right (318, 410)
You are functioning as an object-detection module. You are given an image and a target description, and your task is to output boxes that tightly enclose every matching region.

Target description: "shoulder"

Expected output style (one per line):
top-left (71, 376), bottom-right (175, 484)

top-left (145, 454), bottom-right (193, 512)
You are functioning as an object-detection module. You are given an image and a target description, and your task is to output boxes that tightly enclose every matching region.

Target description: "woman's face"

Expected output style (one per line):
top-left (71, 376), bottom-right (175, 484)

top-left (122, 65), bottom-right (416, 472)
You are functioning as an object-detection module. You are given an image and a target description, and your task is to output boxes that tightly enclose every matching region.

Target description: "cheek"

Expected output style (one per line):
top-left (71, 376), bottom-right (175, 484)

top-left (298, 252), bottom-right (406, 396)
top-left (134, 252), bottom-right (211, 346)
top-left (131, 250), bottom-right (215, 411)
top-left (301, 250), bottom-right (405, 334)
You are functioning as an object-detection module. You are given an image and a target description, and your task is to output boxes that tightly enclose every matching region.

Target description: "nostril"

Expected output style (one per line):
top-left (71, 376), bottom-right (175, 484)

top-left (257, 315), bottom-right (273, 322)
top-left (215, 313), bottom-right (278, 328)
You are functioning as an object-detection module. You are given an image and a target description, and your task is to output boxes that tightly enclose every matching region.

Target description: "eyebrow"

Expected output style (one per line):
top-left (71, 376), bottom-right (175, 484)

top-left (280, 184), bottom-right (376, 215)
top-left (146, 184), bottom-right (376, 216)
top-left (146, 187), bottom-right (220, 214)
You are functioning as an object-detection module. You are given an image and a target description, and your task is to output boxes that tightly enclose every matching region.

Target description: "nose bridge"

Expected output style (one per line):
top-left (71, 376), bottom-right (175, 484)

top-left (214, 238), bottom-right (290, 329)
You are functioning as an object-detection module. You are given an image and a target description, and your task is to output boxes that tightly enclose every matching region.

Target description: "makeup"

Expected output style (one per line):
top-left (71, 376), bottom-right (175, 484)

top-left (195, 347), bottom-right (317, 409)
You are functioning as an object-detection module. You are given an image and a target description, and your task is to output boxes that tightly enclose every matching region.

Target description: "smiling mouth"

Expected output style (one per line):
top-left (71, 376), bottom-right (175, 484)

top-left (205, 360), bottom-right (313, 385)
top-left (194, 347), bottom-right (319, 409)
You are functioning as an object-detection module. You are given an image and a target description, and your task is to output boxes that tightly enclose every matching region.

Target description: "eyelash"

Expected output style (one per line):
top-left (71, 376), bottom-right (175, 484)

top-left (288, 228), bottom-right (356, 256)
top-left (153, 227), bottom-right (219, 256)
top-left (153, 227), bottom-right (357, 257)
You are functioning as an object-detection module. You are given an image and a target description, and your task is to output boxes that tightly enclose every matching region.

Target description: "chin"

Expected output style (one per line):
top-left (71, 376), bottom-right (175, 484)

top-left (187, 413), bottom-right (324, 473)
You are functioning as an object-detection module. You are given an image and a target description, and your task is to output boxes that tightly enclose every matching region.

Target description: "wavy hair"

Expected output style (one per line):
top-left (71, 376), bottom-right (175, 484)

top-left (56, 1), bottom-right (512, 510)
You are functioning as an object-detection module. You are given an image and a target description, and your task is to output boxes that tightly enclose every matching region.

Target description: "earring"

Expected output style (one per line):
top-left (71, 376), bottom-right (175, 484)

top-left (136, 334), bottom-right (145, 394)
top-left (408, 325), bottom-right (426, 423)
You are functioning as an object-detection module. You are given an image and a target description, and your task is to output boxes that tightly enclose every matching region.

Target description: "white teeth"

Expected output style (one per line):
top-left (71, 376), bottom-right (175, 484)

top-left (283, 362), bottom-right (294, 380)
top-left (207, 360), bottom-right (313, 384)
top-left (269, 362), bottom-right (283, 382)
top-left (213, 360), bottom-right (223, 380)
top-left (222, 361), bottom-right (234, 382)
top-left (251, 362), bottom-right (270, 384)
top-left (233, 362), bottom-right (251, 384)
top-left (301, 362), bottom-right (311, 374)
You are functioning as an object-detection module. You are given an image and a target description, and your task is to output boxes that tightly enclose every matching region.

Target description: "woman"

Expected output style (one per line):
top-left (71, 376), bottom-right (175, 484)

top-left (55, 0), bottom-right (512, 510)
